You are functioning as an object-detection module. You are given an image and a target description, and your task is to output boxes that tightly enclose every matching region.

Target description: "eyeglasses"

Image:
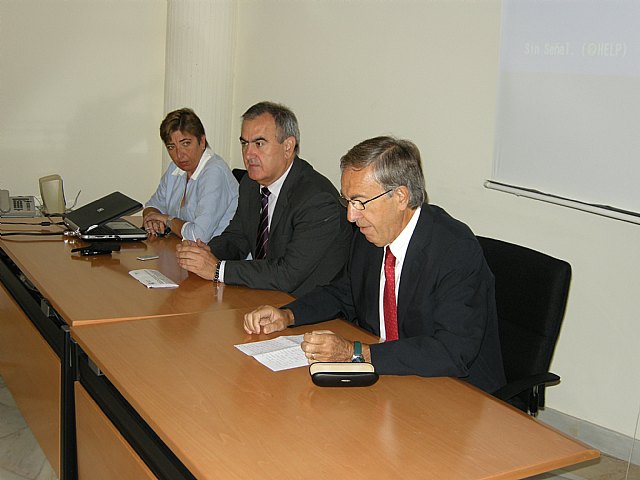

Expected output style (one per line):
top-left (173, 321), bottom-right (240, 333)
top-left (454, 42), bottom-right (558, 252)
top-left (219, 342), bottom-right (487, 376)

top-left (339, 189), bottom-right (392, 211)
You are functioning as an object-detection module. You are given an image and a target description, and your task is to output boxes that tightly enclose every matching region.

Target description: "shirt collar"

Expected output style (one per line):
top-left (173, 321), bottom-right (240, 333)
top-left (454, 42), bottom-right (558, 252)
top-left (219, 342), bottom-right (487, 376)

top-left (171, 147), bottom-right (213, 180)
top-left (260, 158), bottom-right (295, 197)
top-left (387, 206), bottom-right (422, 262)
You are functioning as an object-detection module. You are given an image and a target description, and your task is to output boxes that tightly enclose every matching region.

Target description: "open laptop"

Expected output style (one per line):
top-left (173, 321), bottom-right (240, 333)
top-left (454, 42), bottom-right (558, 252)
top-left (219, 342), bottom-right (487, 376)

top-left (63, 191), bottom-right (148, 241)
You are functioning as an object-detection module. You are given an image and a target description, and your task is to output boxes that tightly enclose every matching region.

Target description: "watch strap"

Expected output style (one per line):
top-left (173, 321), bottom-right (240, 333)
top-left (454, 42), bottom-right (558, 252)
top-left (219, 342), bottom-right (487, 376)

top-left (213, 261), bottom-right (221, 283)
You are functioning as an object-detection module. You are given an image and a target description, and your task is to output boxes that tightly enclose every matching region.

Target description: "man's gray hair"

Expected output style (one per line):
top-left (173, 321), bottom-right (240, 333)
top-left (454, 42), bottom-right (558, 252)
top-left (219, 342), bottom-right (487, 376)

top-left (242, 101), bottom-right (300, 154)
top-left (340, 136), bottom-right (427, 209)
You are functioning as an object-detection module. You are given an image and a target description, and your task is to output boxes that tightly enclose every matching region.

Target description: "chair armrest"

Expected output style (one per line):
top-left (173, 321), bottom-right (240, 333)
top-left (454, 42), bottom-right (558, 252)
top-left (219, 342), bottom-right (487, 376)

top-left (493, 372), bottom-right (560, 401)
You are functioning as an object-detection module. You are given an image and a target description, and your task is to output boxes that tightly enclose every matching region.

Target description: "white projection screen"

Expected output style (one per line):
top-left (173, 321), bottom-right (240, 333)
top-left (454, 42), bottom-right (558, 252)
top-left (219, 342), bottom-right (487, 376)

top-left (489, 0), bottom-right (640, 223)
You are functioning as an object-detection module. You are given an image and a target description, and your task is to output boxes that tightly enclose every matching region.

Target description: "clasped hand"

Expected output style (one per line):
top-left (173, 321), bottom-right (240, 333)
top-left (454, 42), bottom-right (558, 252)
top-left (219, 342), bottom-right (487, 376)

top-left (143, 212), bottom-right (169, 235)
top-left (175, 239), bottom-right (218, 280)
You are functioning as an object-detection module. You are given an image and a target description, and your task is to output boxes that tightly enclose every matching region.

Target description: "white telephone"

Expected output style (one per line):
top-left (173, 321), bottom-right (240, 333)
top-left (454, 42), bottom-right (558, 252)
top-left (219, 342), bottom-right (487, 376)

top-left (39, 174), bottom-right (66, 215)
top-left (0, 189), bottom-right (37, 217)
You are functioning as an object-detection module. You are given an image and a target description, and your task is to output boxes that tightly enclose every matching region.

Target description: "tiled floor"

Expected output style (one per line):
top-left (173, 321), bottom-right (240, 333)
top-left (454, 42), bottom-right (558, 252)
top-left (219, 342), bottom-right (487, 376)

top-left (528, 454), bottom-right (640, 480)
top-left (0, 376), bottom-right (56, 480)
top-left (0, 374), bottom-right (637, 480)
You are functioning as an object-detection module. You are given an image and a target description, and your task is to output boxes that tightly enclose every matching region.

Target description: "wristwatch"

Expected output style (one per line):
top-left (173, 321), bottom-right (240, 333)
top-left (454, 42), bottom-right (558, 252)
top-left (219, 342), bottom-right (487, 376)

top-left (213, 261), bottom-right (221, 283)
top-left (165, 215), bottom-right (174, 231)
top-left (351, 341), bottom-right (365, 363)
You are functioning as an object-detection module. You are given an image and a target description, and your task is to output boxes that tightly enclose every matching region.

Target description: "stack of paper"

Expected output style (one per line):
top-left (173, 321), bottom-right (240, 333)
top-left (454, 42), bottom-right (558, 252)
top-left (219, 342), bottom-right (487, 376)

top-left (129, 269), bottom-right (178, 288)
top-left (235, 335), bottom-right (307, 371)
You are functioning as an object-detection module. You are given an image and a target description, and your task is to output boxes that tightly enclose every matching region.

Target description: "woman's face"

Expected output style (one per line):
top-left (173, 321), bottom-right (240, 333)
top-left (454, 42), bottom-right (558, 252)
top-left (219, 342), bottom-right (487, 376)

top-left (165, 130), bottom-right (206, 176)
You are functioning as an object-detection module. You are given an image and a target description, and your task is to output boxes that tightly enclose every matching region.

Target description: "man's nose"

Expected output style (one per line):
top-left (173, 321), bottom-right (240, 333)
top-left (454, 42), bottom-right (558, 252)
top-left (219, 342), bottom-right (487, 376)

top-left (346, 204), bottom-right (360, 223)
top-left (243, 142), bottom-right (257, 157)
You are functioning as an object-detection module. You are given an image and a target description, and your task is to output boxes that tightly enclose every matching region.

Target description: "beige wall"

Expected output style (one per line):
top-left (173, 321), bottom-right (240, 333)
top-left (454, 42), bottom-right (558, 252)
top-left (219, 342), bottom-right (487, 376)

top-left (164, 0), bottom-right (237, 170)
top-left (232, 0), bottom-right (640, 438)
top-left (0, 0), bottom-right (166, 205)
top-left (3, 0), bottom-right (638, 440)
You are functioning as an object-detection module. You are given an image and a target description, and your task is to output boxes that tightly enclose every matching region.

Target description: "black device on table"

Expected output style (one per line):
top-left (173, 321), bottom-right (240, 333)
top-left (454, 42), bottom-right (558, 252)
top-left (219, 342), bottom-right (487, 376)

top-left (71, 243), bottom-right (121, 256)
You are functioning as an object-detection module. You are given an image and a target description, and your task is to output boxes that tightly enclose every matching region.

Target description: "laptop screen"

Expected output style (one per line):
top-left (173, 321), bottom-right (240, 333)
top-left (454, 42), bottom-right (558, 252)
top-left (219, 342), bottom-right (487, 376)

top-left (105, 219), bottom-right (142, 232)
top-left (80, 218), bottom-right (147, 240)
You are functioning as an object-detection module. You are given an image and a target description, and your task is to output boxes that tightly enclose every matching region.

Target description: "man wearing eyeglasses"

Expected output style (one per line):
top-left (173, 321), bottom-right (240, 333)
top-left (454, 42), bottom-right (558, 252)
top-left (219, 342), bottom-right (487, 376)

top-left (244, 136), bottom-right (505, 393)
top-left (176, 101), bottom-right (352, 297)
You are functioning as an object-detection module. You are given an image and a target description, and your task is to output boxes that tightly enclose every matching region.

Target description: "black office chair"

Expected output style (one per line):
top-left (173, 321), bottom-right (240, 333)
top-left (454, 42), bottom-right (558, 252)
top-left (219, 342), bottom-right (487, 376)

top-left (232, 168), bottom-right (247, 183)
top-left (477, 236), bottom-right (572, 416)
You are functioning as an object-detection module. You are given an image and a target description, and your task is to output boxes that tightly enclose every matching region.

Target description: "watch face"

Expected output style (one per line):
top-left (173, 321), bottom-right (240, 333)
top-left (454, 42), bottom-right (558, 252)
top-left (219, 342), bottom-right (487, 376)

top-left (353, 341), bottom-right (362, 360)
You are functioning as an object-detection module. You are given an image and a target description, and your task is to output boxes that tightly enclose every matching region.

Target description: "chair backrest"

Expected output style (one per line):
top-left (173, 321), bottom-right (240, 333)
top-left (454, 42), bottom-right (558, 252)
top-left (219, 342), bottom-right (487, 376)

top-left (232, 168), bottom-right (247, 183)
top-left (476, 237), bottom-right (571, 389)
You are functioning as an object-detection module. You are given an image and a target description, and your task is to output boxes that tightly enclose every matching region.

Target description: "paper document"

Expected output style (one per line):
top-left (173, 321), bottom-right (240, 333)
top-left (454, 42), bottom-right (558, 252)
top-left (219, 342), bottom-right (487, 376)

top-left (129, 269), bottom-right (178, 288)
top-left (235, 335), bottom-right (307, 371)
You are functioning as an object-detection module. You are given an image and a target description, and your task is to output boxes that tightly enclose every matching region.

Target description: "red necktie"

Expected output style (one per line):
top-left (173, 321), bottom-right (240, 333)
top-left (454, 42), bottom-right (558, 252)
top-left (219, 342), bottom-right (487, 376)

top-left (383, 246), bottom-right (399, 341)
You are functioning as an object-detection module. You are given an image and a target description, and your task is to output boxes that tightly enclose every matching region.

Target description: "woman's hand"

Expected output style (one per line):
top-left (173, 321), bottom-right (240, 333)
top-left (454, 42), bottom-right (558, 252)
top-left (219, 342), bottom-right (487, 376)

top-left (142, 208), bottom-right (169, 236)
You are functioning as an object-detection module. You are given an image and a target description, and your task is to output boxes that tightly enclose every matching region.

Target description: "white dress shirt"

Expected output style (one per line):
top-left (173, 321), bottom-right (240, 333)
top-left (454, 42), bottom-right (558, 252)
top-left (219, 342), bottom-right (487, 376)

top-left (378, 206), bottom-right (421, 341)
top-left (218, 160), bottom-right (294, 281)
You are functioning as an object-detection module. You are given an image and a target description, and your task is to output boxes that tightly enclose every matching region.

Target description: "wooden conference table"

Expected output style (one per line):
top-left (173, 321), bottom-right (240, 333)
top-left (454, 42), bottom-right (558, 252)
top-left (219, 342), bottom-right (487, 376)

top-left (0, 218), bottom-right (291, 479)
top-left (0, 220), bottom-right (289, 324)
top-left (0, 218), bottom-right (598, 479)
top-left (73, 310), bottom-right (598, 480)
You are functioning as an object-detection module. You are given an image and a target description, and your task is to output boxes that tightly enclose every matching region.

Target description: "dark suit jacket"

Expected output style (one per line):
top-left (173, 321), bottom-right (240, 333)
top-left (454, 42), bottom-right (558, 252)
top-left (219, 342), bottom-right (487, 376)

top-left (287, 204), bottom-right (506, 393)
top-left (209, 157), bottom-right (352, 298)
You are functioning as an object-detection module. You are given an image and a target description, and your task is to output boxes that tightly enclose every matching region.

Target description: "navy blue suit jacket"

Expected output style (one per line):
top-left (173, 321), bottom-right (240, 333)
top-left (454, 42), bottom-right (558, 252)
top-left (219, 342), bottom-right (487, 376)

top-left (287, 204), bottom-right (506, 393)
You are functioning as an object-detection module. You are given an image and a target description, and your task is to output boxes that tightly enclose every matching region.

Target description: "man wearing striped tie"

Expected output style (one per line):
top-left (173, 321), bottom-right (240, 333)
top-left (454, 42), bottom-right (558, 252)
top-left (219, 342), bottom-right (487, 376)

top-left (243, 136), bottom-right (506, 393)
top-left (176, 101), bottom-right (352, 298)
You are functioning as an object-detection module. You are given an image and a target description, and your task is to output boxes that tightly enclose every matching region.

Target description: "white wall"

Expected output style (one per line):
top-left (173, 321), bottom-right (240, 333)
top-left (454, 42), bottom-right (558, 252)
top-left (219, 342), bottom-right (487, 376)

top-left (232, 0), bottom-right (640, 438)
top-left (4, 0), bottom-right (638, 441)
top-left (164, 0), bottom-right (237, 170)
top-left (0, 0), bottom-right (167, 207)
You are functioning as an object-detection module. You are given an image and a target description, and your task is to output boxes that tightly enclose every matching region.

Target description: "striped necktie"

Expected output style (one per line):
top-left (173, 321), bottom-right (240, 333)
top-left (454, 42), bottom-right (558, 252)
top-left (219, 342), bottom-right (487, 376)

top-left (255, 187), bottom-right (271, 259)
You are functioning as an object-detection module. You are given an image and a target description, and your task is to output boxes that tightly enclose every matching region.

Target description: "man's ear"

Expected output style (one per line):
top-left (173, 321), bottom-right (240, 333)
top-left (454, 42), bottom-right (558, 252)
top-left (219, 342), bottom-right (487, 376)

top-left (395, 186), bottom-right (410, 210)
top-left (283, 136), bottom-right (296, 158)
